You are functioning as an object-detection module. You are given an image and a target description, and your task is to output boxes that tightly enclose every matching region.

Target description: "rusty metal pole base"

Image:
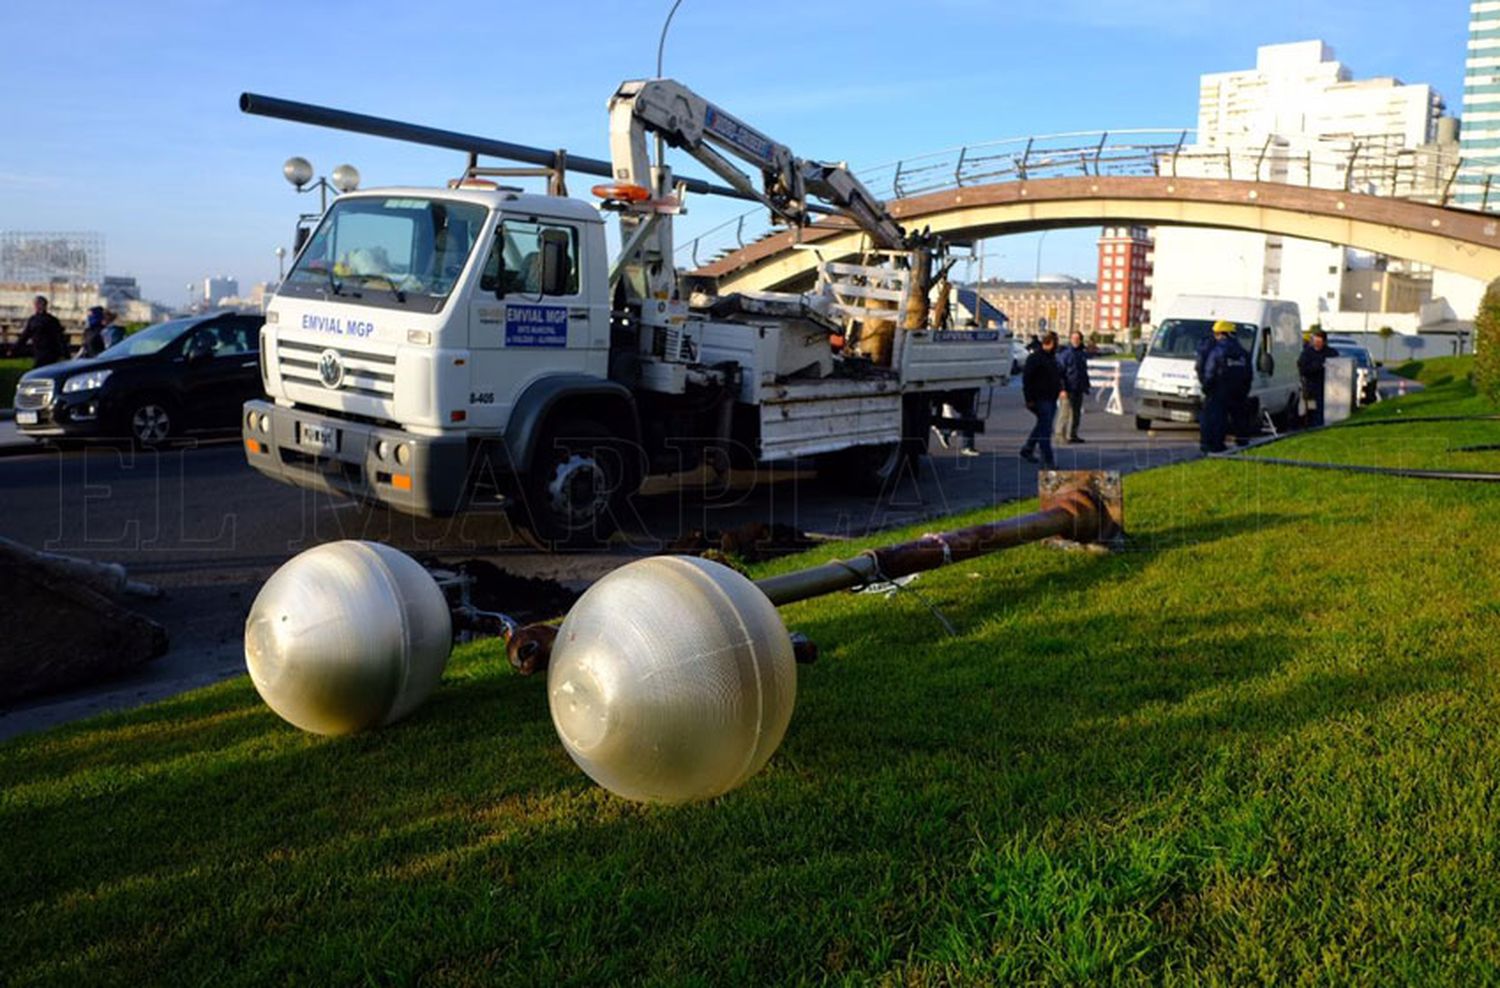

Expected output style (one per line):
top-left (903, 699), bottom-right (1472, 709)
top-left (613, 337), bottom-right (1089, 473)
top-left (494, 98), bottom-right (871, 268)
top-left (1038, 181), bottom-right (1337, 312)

top-left (1038, 470), bottom-right (1125, 549)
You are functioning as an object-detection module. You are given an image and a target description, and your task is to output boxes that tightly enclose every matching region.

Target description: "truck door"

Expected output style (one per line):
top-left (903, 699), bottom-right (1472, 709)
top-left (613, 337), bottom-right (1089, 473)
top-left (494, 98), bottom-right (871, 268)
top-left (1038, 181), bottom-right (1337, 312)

top-left (466, 217), bottom-right (604, 433)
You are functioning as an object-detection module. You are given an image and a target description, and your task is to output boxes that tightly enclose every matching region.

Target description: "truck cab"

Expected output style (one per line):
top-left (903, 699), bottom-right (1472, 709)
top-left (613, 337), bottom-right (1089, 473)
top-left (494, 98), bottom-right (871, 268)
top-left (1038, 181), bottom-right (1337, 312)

top-left (246, 186), bottom-right (626, 526)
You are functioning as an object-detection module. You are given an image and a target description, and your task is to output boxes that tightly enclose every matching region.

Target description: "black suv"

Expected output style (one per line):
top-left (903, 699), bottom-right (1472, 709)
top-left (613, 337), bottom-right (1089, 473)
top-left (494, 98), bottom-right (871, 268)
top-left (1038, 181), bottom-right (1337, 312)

top-left (14, 312), bottom-right (265, 445)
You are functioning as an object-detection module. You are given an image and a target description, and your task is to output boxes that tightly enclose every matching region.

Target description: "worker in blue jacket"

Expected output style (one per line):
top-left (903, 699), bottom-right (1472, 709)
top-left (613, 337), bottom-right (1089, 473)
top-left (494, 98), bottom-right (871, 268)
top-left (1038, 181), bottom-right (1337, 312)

top-left (1054, 331), bottom-right (1092, 444)
top-left (1197, 320), bottom-right (1253, 453)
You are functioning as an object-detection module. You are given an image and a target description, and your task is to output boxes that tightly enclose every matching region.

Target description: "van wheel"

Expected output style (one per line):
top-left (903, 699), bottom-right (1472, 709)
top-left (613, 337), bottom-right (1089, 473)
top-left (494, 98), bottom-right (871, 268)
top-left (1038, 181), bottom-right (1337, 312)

top-left (1134, 415), bottom-right (1153, 432)
top-left (1272, 392), bottom-right (1299, 430)
top-left (523, 417), bottom-right (633, 549)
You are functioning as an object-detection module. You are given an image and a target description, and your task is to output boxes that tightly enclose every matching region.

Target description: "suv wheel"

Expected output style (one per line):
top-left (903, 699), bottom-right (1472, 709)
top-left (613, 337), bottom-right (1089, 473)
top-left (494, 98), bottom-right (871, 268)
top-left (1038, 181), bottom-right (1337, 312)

top-left (127, 399), bottom-right (175, 445)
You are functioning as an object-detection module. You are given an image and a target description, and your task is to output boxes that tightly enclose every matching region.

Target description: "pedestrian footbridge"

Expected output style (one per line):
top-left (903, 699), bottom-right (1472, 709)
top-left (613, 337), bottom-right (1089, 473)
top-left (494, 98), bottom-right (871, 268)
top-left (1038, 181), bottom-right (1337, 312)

top-left (685, 130), bottom-right (1500, 292)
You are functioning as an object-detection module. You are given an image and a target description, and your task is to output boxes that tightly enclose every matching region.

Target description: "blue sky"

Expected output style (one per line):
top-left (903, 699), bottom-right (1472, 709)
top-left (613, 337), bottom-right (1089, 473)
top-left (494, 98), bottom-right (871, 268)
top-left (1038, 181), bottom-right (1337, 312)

top-left (0, 0), bottom-right (1470, 303)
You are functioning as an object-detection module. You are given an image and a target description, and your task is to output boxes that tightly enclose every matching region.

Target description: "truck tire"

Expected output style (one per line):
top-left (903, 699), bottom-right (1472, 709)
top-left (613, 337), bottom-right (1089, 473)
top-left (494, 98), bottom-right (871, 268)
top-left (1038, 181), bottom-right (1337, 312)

top-left (1134, 415), bottom-right (1153, 432)
top-left (523, 416), bottom-right (631, 549)
top-left (819, 441), bottom-right (906, 495)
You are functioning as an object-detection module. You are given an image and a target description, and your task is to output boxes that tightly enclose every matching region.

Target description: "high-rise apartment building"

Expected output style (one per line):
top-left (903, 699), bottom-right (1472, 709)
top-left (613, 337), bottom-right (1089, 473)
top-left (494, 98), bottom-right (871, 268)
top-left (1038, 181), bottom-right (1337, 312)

top-left (203, 275), bottom-right (239, 306)
top-left (1149, 41), bottom-right (1446, 328)
top-left (1460, 0), bottom-right (1500, 209)
top-left (1095, 226), bottom-right (1152, 335)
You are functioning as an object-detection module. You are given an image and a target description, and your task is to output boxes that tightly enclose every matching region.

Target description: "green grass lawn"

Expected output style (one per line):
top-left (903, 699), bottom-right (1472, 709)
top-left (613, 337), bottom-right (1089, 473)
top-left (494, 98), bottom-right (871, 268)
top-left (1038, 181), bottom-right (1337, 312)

top-left (1, 357), bottom-right (29, 409)
top-left (6, 389), bottom-right (1500, 984)
top-left (1246, 356), bottom-right (1500, 471)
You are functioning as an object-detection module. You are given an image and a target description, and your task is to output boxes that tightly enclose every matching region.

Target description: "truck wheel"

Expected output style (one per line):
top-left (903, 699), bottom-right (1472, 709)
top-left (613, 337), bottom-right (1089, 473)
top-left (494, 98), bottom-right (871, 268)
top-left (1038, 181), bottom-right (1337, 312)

top-left (124, 397), bottom-right (176, 446)
top-left (819, 441), bottom-right (906, 495)
top-left (1134, 415), bottom-right (1153, 432)
top-left (524, 417), bottom-right (631, 549)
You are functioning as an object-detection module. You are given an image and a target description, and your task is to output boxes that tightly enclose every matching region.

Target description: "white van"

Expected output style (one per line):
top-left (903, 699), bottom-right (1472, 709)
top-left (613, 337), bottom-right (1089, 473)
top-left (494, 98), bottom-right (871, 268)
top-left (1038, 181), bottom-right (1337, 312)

top-left (1133, 295), bottom-right (1303, 431)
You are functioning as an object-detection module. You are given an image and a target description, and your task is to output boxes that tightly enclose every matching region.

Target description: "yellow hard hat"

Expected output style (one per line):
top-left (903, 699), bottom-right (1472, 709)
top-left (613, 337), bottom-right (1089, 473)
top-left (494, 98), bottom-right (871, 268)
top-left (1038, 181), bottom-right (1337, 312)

top-left (1212, 319), bottom-right (1235, 335)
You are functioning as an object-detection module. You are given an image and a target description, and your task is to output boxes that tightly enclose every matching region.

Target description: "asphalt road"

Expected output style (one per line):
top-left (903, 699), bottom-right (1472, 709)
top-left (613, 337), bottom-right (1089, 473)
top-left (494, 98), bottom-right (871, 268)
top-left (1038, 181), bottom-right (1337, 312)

top-left (0, 384), bottom-right (1202, 737)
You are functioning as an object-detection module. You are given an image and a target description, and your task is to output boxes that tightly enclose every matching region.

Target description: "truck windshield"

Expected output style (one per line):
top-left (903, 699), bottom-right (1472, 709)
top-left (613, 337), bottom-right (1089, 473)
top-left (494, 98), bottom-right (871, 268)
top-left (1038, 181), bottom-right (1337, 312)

top-left (282, 196), bottom-right (488, 314)
top-left (1150, 319), bottom-right (1256, 357)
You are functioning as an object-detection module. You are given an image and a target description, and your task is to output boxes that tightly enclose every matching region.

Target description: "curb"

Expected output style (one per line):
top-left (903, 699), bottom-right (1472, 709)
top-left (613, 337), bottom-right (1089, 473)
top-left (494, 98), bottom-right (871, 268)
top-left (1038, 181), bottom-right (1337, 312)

top-left (0, 441), bottom-right (41, 459)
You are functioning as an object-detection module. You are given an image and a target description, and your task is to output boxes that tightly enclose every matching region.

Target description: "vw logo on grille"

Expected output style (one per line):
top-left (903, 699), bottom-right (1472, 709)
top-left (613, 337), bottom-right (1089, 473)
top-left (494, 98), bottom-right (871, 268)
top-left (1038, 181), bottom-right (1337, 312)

top-left (317, 348), bottom-right (344, 389)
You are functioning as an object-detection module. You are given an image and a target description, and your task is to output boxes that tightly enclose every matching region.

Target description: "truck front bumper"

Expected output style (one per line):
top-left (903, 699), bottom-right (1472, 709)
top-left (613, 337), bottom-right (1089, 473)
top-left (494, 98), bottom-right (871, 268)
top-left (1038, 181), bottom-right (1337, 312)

top-left (242, 400), bottom-right (471, 517)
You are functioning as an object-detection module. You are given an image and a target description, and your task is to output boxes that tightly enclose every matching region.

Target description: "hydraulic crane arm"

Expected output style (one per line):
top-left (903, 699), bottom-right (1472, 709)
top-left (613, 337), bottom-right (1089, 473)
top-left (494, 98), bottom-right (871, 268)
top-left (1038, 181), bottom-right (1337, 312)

top-left (608, 78), bottom-right (909, 250)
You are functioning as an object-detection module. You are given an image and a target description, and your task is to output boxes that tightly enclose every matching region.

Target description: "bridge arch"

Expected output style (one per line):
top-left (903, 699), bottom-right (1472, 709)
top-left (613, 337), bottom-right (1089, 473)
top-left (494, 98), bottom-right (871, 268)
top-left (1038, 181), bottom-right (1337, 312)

top-left (696, 176), bottom-right (1500, 293)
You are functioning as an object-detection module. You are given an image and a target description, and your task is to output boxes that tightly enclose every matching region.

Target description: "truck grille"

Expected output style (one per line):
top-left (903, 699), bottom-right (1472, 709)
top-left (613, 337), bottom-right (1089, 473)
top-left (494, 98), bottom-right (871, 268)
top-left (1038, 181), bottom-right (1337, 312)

top-left (277, 340), bottom-right (396, 399)
top-left (15, 379), bottom-right (54, 410)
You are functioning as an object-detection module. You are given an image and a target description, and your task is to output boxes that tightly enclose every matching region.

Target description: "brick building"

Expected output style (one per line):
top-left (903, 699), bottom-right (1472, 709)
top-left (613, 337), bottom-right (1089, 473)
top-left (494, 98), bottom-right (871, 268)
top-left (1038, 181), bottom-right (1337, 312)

top-left (1095, 225), bottom-right (1152, 336)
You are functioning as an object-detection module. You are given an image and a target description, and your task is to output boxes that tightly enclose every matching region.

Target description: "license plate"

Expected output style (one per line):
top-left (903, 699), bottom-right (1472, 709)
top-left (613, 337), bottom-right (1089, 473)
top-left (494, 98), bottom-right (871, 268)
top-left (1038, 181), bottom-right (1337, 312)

top-left (299, 422), bottom-right (338, 453)
top-left (16, 410), bottom-right (38, 425)
top-left (1168, 410), bottom-right (1194, 422)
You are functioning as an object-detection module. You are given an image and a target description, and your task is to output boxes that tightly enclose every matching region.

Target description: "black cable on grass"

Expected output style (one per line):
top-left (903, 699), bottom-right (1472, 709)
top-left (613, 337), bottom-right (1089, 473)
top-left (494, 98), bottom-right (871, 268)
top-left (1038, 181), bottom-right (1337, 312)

top-left (1210, 413), bottom-right (1500, 482)
top-left (1219, 455), bottom-right (1500, 483)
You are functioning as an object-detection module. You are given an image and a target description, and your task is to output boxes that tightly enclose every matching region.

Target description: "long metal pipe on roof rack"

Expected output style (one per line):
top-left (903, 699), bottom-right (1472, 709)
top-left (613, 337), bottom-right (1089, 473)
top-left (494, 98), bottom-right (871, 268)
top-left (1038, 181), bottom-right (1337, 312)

top-left (238, 92), bottom-right (760, 203)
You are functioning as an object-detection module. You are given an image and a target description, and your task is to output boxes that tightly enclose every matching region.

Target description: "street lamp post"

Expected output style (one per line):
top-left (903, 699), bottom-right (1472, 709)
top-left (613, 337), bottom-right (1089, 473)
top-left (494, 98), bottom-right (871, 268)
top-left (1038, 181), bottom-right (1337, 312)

top-left (1034, 229), bottom-right (1050, 283)
top-left (282, 157), bottom-right (361, 252)
top-left (972, 248), bottom-right (1008, 326)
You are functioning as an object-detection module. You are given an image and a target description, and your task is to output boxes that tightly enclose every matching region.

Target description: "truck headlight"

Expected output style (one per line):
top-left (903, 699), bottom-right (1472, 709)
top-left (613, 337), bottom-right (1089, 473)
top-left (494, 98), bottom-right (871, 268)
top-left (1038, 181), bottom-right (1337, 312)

top-left (63, 369), bottom-right (112, 393)
top-left (395, 443), bottom-right (411, 466)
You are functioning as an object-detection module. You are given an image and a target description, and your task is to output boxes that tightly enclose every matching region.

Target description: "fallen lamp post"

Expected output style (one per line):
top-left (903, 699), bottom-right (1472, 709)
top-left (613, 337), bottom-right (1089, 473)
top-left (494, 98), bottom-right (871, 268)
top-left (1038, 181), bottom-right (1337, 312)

top-left (245, 471), bottom-right (1122, 804)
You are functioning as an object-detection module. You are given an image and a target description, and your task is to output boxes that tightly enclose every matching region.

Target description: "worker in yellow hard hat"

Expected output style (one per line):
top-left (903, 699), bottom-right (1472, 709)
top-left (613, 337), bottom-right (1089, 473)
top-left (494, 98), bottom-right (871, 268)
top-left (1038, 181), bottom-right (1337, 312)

top-left (1195, 319), bottom-right (1252, 453)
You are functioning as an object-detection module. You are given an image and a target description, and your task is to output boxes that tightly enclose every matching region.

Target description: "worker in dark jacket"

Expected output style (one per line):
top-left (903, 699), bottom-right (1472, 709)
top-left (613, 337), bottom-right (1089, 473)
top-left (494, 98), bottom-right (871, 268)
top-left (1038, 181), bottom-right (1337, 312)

top-left (1054, 330), bottom-right (1092, 444)
top-left (1019, 331), bottom-right (1062, 468)
top-left (81, 306), bottom-right (106, 358)
top-left (1197, 320), bottom-right (1253, 453)
top-left (19, 296), bottom-right (68, 368)
top-left (1297, 330), bottom-right (1338, 426)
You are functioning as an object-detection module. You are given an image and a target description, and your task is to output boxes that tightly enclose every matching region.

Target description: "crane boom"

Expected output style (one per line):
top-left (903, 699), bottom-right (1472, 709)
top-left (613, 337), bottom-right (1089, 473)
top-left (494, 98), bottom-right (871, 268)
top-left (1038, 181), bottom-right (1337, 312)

top-left (607, 78), bottom-right (909, 250)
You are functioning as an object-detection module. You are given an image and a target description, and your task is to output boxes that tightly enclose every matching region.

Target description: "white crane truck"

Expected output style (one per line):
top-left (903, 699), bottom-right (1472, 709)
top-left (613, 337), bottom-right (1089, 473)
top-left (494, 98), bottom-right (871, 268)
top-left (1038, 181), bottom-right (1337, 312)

top-left (240, 81), bottom-right (1008, 546)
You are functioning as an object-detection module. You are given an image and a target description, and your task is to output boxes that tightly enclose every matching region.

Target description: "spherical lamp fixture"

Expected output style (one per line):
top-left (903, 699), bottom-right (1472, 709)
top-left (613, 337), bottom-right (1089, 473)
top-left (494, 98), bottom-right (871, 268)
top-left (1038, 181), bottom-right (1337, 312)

top-left (547, 556), bottom-right (797, 804)
top-left (245, 541), bottom-right (452, 735)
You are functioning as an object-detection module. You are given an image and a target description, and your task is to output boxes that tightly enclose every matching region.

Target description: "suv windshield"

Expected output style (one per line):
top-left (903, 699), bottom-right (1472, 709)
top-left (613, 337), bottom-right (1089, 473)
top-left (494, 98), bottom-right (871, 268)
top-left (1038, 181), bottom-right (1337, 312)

top-left (1150, 319), bottom-right (1256, 357)
top-left (100, 318), bottom-right (195, 357)
top-left (282, 196), bottom-right (488, 313)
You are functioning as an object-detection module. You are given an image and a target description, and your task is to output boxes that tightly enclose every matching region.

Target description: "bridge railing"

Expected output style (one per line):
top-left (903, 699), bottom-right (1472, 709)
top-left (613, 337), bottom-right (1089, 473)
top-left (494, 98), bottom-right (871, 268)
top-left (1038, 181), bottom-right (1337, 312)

top-left (678, 128), bottom-right (1495, 269)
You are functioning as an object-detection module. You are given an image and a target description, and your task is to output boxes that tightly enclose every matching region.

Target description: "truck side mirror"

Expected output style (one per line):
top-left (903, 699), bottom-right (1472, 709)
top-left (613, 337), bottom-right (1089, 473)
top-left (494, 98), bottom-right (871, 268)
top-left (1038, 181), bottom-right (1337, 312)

top-left (539, 230), bottom-right (571, 296)
top-left (1258, 329), bottom-right (1274, 374)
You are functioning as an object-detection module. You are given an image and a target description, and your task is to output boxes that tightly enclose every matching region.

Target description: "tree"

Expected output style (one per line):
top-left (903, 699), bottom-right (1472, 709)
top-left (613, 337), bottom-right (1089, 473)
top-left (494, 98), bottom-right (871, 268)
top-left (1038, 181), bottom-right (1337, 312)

top-left (1477, 278), bottom-right (1500, 405)
top-left (1377, 325), bottom-right (1395, 364)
